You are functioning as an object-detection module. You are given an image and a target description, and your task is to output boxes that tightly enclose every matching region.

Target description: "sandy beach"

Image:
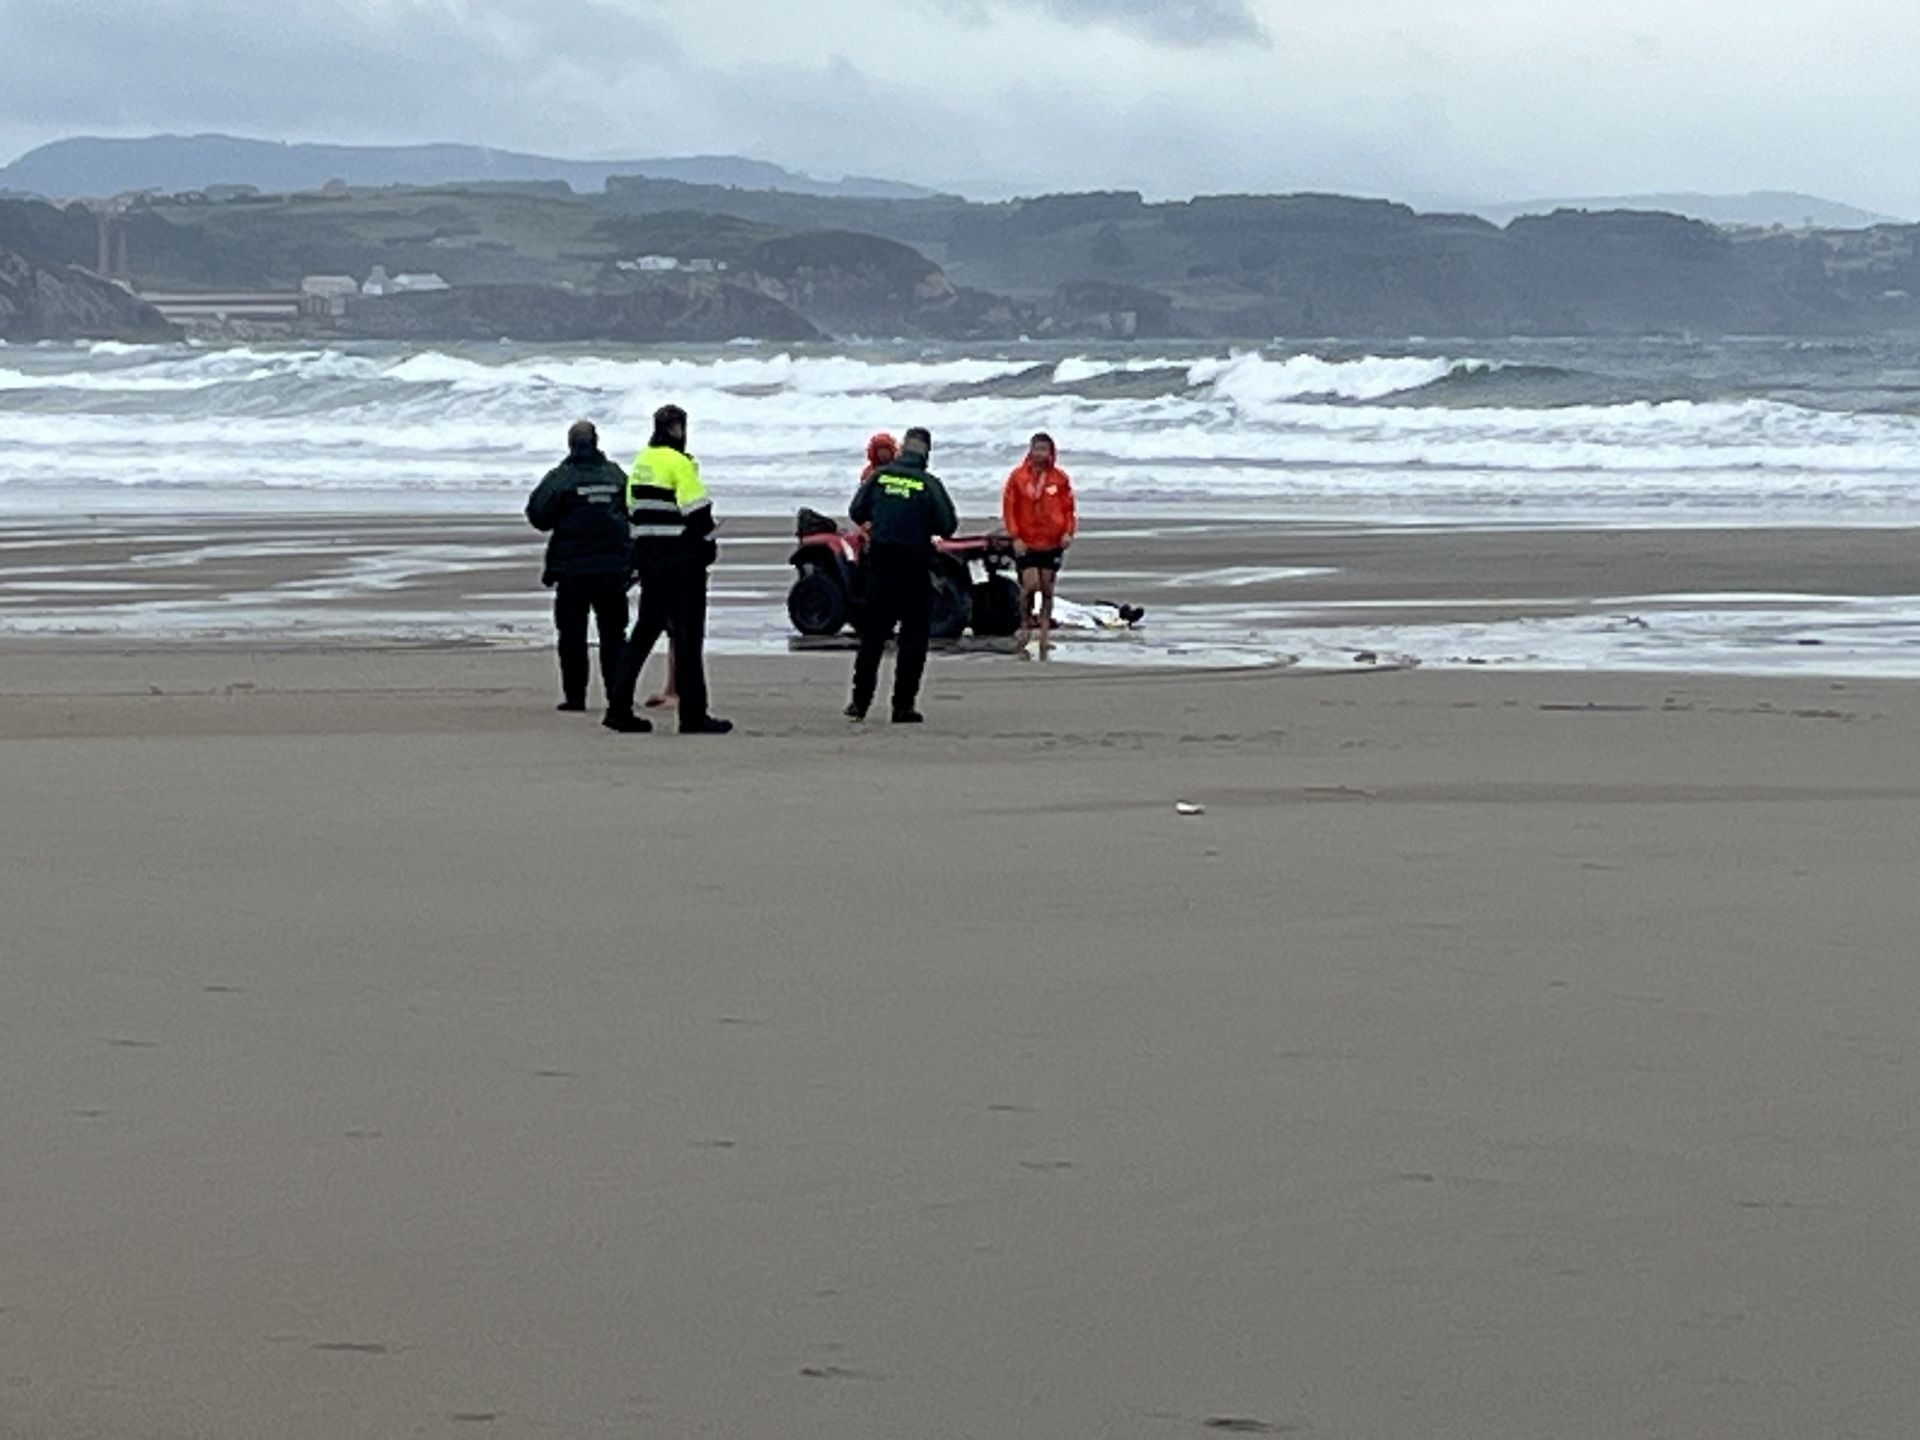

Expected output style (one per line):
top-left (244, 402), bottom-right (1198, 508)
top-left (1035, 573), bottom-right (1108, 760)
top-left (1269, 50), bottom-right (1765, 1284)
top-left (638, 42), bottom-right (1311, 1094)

top-left (5, 631), bottom-right (1919, 1438)
top-left (8, 39), bottom-right (1920, 1438)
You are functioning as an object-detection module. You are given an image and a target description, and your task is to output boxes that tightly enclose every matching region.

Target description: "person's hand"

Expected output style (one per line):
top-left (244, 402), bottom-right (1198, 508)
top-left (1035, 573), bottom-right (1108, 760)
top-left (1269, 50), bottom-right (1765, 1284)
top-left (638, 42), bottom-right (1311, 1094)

top-left (1061, 535), bottom-right (1073, 551)
top-left (1013, 539), bottom-right (1027, 556)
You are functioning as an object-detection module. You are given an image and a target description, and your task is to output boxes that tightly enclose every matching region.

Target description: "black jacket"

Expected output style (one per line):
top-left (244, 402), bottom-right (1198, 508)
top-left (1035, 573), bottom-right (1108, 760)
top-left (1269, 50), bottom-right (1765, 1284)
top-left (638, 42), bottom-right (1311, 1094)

top-left (526, 452), bottom-right (631, 584)
top-left (850, 454), bottom-right (958, 552)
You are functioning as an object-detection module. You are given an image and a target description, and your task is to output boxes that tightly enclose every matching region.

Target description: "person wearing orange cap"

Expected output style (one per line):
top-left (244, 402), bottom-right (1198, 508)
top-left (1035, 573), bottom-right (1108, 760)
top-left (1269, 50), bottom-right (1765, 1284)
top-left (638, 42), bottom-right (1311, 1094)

top-left (862, 431), bottom-right (898, 482)
top-left (849, 432), bottom-right (897, 546)
top-left (1001, 432), bottom-right (1077, 658)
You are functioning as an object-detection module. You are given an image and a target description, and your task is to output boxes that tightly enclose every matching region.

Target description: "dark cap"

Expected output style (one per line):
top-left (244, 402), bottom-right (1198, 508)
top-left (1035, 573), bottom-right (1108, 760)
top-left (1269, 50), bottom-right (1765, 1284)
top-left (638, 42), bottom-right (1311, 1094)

top-left (653, 404), bottom-right (688, 429)
top-left (567, 419), bottom-right (598, 452)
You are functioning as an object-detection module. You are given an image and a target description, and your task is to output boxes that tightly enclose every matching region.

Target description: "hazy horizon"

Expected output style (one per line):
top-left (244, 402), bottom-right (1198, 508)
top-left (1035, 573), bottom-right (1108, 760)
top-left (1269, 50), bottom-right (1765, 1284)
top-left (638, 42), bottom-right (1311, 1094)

top-left (1, 0), bottom-right (1916, 216)
top-left (0, 130), bottom-right (1910, 224)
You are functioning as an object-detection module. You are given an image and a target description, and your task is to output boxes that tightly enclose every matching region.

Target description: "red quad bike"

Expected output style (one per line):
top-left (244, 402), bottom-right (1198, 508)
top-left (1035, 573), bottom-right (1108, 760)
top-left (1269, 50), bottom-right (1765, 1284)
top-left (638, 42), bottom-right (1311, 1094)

top-left (787, 508), bottom-right (1024, 640)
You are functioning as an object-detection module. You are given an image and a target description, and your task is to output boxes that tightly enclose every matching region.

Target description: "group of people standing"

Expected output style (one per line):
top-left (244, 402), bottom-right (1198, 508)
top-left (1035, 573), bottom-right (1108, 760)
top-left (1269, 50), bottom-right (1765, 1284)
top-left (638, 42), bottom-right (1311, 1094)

top-left (525, 406), bottom-right (1077, 732)
top-left (524, 404), bottom-right (729, 736)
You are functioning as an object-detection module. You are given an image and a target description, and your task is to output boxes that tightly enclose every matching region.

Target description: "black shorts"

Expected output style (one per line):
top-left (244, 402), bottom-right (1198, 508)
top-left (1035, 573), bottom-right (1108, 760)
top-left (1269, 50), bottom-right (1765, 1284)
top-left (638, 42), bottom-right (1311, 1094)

top-left (1019, 548), bottom-right (1065, 574)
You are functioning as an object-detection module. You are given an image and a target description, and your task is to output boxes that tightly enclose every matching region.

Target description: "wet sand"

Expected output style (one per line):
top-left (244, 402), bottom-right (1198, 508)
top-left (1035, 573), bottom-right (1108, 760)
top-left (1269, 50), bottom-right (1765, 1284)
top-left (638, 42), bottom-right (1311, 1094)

top-left (6, 514), bottom-right (1920, 670)
top-left (4, 642), bottom-right (1919, 1438)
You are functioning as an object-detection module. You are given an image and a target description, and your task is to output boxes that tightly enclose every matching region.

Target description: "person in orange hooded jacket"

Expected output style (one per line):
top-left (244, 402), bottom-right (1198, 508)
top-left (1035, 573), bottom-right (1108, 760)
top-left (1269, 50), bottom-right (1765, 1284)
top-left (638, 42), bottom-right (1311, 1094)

top-left (853, 432), bottom-right (897, 543)
top-left (1001, 432), bottom-right (1076, 656)
top-left (862, 431), bottom-right (898, 482)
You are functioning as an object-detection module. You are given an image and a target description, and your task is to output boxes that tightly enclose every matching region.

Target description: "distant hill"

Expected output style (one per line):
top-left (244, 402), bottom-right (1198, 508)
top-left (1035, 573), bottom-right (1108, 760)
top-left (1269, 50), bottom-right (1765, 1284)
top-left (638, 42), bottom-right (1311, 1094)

top-left (0, 134), bottom-right (941, 202)
top-left (12, 177), bottom-right (1920, 341)
top-left (1476, 191), bottom-right (1904, 231)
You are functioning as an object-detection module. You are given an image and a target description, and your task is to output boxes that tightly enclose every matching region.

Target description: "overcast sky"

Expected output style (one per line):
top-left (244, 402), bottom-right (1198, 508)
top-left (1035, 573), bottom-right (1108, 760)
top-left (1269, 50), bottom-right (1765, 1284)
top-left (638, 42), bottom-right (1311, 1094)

top-left (2, 0), bottom-right (1915, 214)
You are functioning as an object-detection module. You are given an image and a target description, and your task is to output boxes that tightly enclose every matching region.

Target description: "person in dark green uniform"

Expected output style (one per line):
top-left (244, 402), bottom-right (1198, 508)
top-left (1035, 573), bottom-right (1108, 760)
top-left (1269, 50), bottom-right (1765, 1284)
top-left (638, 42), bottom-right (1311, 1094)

top-left (524, 419), bottom-right (630, 712)
top-left (603, 405), bottom-right (732, 736)
top-left (846, 426), bottom-right (957, 724)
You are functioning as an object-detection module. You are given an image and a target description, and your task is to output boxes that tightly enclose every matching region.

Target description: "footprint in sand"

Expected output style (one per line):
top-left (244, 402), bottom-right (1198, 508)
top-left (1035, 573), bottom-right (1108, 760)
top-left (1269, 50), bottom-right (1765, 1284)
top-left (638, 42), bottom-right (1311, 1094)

top-left (1204, 1420), bottom-right (1296, 1435)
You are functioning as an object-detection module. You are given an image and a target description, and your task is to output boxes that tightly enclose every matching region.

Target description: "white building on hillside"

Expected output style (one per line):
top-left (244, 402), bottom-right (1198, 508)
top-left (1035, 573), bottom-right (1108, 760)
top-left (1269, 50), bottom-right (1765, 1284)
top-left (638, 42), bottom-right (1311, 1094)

top-left (391, 272), bottom-right (450, 293)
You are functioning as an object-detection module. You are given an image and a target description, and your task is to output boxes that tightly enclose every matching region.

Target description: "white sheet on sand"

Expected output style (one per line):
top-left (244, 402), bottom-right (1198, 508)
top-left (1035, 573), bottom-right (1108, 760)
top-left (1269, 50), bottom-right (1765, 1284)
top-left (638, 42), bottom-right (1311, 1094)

top-left (1049, 599), bottom-right (1140, 631)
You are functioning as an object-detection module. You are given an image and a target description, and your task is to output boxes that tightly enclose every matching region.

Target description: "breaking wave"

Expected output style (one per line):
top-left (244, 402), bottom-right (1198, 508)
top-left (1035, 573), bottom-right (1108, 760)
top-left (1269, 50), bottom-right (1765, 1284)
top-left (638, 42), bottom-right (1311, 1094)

top-left (3, 339), bottom-right (1920, 524)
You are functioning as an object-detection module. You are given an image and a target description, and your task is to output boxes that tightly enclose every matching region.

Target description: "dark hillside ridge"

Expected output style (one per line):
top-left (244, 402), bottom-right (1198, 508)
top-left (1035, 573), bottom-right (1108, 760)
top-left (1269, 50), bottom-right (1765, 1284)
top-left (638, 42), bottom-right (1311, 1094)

top-left (1475, 190), bottom-right (1905, 230)
top-left (7, 180), bottom-right (1920, 340)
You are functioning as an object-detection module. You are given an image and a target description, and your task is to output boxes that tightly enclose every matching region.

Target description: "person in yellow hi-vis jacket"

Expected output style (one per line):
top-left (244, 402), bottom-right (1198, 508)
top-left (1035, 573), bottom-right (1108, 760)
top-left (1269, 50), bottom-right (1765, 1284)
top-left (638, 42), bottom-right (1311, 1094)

top-left (603, 404), bottom-right (732, 735)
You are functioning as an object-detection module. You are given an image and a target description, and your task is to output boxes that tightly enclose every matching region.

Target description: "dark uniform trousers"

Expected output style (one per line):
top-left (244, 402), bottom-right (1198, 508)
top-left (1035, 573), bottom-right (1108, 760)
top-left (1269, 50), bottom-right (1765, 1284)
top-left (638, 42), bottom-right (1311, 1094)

top-left (852, 544), bottom-right (932, 714)
top-left (607, 554), bottom-right (711, 724)
top-left (553, 574), bottom-right (630, 707)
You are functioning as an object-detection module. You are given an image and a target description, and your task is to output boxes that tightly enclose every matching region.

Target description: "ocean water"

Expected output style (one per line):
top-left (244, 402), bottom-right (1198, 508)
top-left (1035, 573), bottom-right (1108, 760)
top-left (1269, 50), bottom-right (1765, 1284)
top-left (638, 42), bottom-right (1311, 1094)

top-left (4, 336), bottom-right (1920, 673)
top-left (3, 336), bottom-right (1920, 525)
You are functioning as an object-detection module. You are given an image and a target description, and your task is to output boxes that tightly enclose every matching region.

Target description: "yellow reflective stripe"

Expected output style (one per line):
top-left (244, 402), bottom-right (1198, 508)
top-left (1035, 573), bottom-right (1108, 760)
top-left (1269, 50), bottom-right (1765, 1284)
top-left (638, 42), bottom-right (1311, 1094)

top-left (675, 456), bottom-right (708, 510)
top-left (629, 447), bottom-right (708, 511)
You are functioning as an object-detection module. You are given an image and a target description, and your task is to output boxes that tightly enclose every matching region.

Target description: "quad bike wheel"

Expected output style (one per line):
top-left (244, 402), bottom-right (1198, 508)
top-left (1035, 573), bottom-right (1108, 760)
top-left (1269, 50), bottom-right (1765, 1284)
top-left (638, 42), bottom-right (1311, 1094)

top-left (928, 570), bottom-right (973, 640)
top-left (788, 565), bottom-right (849, 636)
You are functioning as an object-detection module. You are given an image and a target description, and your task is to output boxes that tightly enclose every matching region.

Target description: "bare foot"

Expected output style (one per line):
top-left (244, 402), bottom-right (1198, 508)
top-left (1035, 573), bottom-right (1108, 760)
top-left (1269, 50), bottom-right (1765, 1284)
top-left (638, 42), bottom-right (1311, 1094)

top-left (644, 692), bottom-right (678, 710)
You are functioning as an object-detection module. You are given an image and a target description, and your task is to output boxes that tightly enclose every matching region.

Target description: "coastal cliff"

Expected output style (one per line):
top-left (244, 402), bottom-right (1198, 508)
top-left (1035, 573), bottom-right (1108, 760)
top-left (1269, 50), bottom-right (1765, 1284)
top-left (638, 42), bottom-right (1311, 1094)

top-left (0, 248), bottom-right (176, 341)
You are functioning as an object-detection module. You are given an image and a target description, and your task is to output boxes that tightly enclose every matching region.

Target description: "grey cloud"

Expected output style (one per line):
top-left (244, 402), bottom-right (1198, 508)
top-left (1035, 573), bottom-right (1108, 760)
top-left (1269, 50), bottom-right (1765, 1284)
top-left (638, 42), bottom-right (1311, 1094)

top-left (940, 0), bottom-right (1266, 46)
top-left (0, 0), bottom-right (679, 149)
top-left (5, 0), bottom-right (1920, 216)
top-left (1041, 0), bottom-right (1265, 43)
